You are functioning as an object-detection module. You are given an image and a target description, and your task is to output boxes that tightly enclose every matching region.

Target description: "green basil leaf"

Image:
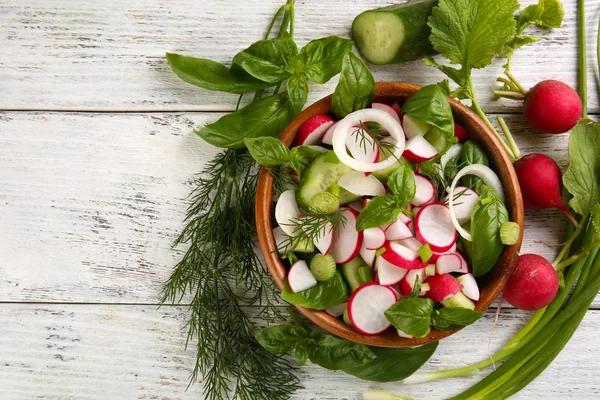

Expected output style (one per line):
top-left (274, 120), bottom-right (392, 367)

top-left (231, 36), bottom-right (295, 83)
top-left (290, 146), bottom-right (323, 179)
top-left (384, 298), bottom-right (434, 338)
top-left (401, 84), bottom-right (454, 139)
top-left (295, 36), bottom-right (353, 84)
top-left (255, 324), bottom-right (308, 353)
top-left (281, 270), bottom-right (348, 310)
top-left (307, 332), bottom-right (376, 370)
top-left (331, 52), bottom-right (375, 118)
top-left (287, 74), bottom-right (309, 113)
top-left (343, 342), bottom-right (439, 382)
top-left (459, 140), bottom-right (490, 189)
top-left (166, 53), bottom-right (273, 94)
top-left (387, 165), bottom-right (416, 207)
top-left (196, 92), bottom-right (295, 148)
top-left (432, 307), bottom-right (484, 330)
top-left (244, 137), bottom-right (292, 166)
top-left (294, 342), bottom-right (310, 366)
top-left (356, 195), bottom-right (401, 231)
top-left (470, 186), bottom-right (509, 277)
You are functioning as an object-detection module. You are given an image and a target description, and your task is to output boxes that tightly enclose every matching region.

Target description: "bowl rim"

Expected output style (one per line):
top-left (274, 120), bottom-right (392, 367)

top-left (256, 81), bottom-right (524, 347)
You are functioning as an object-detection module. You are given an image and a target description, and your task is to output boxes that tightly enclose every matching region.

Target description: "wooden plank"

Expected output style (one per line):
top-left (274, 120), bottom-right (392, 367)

top-left (0, 111), bottom-right (593, 305)
top-left (0, 0), bottom-right (597, 112)
top-left (0, 304), bottom-right (598, 399)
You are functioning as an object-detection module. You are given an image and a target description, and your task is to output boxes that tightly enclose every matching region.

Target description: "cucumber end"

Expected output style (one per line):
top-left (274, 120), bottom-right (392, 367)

top-left (352, 11), bottom-right (405, 65)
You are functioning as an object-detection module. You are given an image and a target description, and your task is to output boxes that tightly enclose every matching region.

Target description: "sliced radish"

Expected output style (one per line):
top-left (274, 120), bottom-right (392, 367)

top-left (423, 274), bottom-right (462, 302)
top-left (455, 251), bottom-right (471, 273)
top-left (397, 329), bottom-right (416, 339)
top-left (275, 189), bottom-right (301, 236)
top-left (330, 208), bottom-right (363, 264)
top-left (397, 237), bottom-right (424, 252)
top-left (321, 120), bottom-right (340, 145)
top-left (403, 135), bottom-right (438, 162)
top-left (347, 283), bottom-right (398, 335)
top-left (288, 260), bottom-right (317, 293)
top-left (399, 268), bottom-right (427, 295)
top-left (348, 201), bottom-right (364, 213)
top-left (308, 221), bottom-right (333, 255)
top-left (397, 212), bottom-right (412, 226)
top-left (385, 217), bottom-right (414, 241)
top-left (332, 108), bottom-right (405, 172)
top-left (454, 124), bottom-right (470, 143)
top-left (338, 170), bottom-right (386, 197)
top-left (391, 103), bottom-right (402, 114)
top-left (443, 186), bottom-right (479, 224)
top-left (273, 226), bottom-right (291, 254)
top-left (363, 227), bottom-right (386, 250)
top-left (439, 143), bottom-right (463, 179)
top-left (376, 256), bottom-right (409, 286)
top-left (457, 273), bottom-right (480, 301)
top-left (360, 246), bottom-right (376, 267)
top-left (436, 253), bottom-right (464, 275)
top-left (294, 114), bottom-right (334, 146)
top-left (402, 114), bottom-right (430, 139)
top-left (429, 243), bottom-right (457, 263)
top-left (372, 102), bottom-right (401, 124)
top-left (411, 174), bottom-right (436, 206)
top-left (325, 302), bottom-right (347, 318)
top-left (381, 241), bottom-right (422, 270)
top-left (415, 204), bottom-right (457, 252)
top-left (346, 126), bottom-right (380, 163)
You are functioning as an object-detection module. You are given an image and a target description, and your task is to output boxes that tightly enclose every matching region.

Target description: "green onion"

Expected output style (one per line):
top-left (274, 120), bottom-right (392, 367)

top-left (499, 221), bottom-right (520, 245)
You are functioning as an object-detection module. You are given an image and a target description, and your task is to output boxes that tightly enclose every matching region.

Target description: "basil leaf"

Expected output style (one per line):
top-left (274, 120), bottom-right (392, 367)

top-left (166, 53), bottom-right (273, 94)
top-left (307, 332), bottom-right (376, 370)
top-left (281, 270), bottom-right (348, 310)
top-left (290, 146), bottom-right (322, 179)
top-left (244, 137), bottom-right (292, 166)
top-left (231, 36), bottom-right (295, 84)
top-left (196, 92), bottom-right (295, 148)
top-left (295, 342), bottom-right (310, 366)
top-left (356, 195), bottom-right (401, 231)
top-left (470, 186), bottom-right (509, 277)
top-left (384, 298), bottom-right (434, 338)
top-left (295, 36), bottom-right (353, 84)
top-left (287, 74), bottom-right (309, 113)
top-left (459, 140), bottom-right (490, 189)
top-left (255, 324), bottom-right (308, 353)
top-left (343, 342), bottom-right (439, 382)
top-left (331, 52), bottom-right (375, 118)
top-left (387, 165), bottom-right (416, 207)
top-left (401, 84), bottom-right (454, 141)
top-left (432, 308), bottom-right (484, 330)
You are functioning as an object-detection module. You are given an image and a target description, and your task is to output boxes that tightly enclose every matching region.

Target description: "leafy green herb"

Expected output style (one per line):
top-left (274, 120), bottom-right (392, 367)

top-left (231, 35), bottom-right (296, 83)
top-left (290, 145), bottom-right (322, 178)
top-left (332, 51), bottom-right (376, 118)
top-left (256, 324), bottom-right (309, 353)
top-left (281, 270), bottom-right (349, 310)
top-left (432, 307), bottom-right (484, 330)
top-left (401, 84), bottom-right (454, 142)
top-left (459, 140), bottom-right (489, 189)
top-left (356, 195), bottom-right (402, 231)
top-left (287, 73), bottom-right (309, 113)
top-left (244, 136), bottom-right (292, 166)
top-left (387, 165), bottom-right (417, 206)
top-left (384, 298), bottom-right (434, 338)
top-left (293, 36), bottom-right (353, 84)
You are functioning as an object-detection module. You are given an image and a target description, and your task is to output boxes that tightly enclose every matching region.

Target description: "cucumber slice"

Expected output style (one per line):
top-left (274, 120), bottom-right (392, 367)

top-left (343, 306), bottom-right (352, 326)
top-left (352, 0), bottom-right (437, 65)
top-left (330, 182), bottom-right (361, 205)
top-left (308, 191), bottom-right (340, 215)
top-left (292, 236), bottom-right (315, 253)
top-left (310, 254), bottom-right (337, 281)
top-left (341, 257), bottom-right (373, 292)
top-left (371, 153), bottom-right (411, 182)
top-left (441, 292), bottom-right (475, 310)
top-left (296, 151), bottom-right (353, 209)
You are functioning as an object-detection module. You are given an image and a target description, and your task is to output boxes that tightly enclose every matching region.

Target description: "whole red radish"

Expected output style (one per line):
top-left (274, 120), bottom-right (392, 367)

top-left (503, 254), bottom-right (559, 311)
top-left (523, 80), bottom-right (582, 134)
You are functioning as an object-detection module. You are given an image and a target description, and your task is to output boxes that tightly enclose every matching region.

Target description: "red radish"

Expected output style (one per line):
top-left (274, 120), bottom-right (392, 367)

top-left (381, 241), bottom-right (423, 270)
top-left (399, 268), bottom-right (427, 295)
top-left (402, 136), bottom-right (438, 162)
top-left (347, 283), bottom-right (398, 335)
top-left (453, 124), bottom-right (470, 142)
top-left (273, 226), bottom-right (291, 254)
top-left (376, 256), bottom-right (408, 286)
top-left (442, 186), bottom-right (479, 224)
top-left (455, 251), bottom-right (471, 273)
top-left (391, 102), bottom-right (402, 114)
top-left (360, 247), bottom-right (376, 267)
top-left (429, 243), bottom-right (457, 263)
top-left (363, 198), bottom-right (371, 207)
top-left (294, 114), bottom-right (334, 146)
top-left (385, 217), bottom-right (414, 241)
top-left (415, 204), bottom-right (457, 252)
top-left (321, 120), bottom-right (340, 145)
top-left (288, 260), bottom-right (318, 293)
top-left (423, 274), bottom-right (462, 302)
top-left (325, 301), bottom-right (347, 318)
top-left (397, 329), bottom-right (416, 339)
top-left (503, 254), bottom-right (559, 310)
top-left (348, 200), bottom-right (364, 213)
top-left (309, 221), bottom-right (333, 255)
top-left (402, 114), bottom-right (430, 139)
top-left (337, 170), bottom-right (386, 196)
top-left (411, 174), bottom-right (436, 206)
top-left (363, 227), bottom-right (386, 250)
top-left (372, 102), bottom-right (401, 124)
top-left (436, 253), bottom-right (463, 275)
top-left (457, 273), bottom-right (480, 301)
top-left (274, 189), bottom-right (301, 236)
top-left (523, 80), bottom-right (582, 134)
top-left (397, 212), bottom-right (412, 226)
top-left (330, 208), bottom-right (363, 264)
top-left (398, 237), bottom-right (424, 252)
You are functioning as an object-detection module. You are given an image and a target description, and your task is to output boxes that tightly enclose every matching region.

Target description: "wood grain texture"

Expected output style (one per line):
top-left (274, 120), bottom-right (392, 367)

top-left (0, 304), bottom-right (599, 400)
top-left (0, 0), bottom-right (598, 112)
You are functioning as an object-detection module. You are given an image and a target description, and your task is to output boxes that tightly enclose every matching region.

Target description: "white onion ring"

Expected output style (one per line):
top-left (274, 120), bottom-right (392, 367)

top-left (449, 164), bottom-right (505, 241)
top-left (332, 109), bottom-right (405, 172)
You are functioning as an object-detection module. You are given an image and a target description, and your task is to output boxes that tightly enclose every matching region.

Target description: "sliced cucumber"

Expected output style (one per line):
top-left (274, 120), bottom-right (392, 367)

top-left (343, 306), bottom-right (352, 326)
top-left (341, 257), bottom-right (373, 292)
top-left (308, 191), bottom-right (340, 215)
top-left (371, 153), bottom-right (410, 182)
top-left (293, 236), bottom-right (315, 253)
top-left (310, 254), bottom-right (337, 281)
top-left (330, 182), bottom-right (361, 205)
top-left (296, 151), bottom-right (353, 209)
top-left (352, 0), bottom-right (437, 65)
top-left (441, 292), bottom-right (475, 310)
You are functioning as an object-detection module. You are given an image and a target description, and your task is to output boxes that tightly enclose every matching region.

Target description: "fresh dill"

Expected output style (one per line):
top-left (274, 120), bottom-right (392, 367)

top-left (269, 164), bottom-right (296, 196)
top-left (351, 121), bottom-right (396, 158)
top-left (278, 208), bottom-right (347, 254)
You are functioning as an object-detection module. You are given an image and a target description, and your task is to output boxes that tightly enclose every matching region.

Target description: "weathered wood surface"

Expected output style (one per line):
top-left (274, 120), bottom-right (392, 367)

top-left (0, 0), bottom-right (598, 112)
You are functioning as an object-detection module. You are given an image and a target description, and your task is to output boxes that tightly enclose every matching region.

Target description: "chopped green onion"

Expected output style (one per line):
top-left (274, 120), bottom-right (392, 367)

top-left (419, 243), bottom-right (433, 262)
top-left (500, 221), bottom-right (520, 245)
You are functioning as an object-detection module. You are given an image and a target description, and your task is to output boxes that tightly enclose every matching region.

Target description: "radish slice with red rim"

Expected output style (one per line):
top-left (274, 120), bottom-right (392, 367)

top-left (436, 253), bottom-right (463, 275)
top-left (397, 237), bottom-right (424, 252)
top-left (288, 260), bottom-right (318, 293)
top-left (273, 226), bottom-right (291, 254)
top-left (321, 120), bottom-right (340, 145)
top-left (412, 174), bottom-right (435, 206)
top-left (443, 186), bottom-right (479, 224)
top-left (376, 256), bottom-right (409, 286)
top-left (330, 208), bottom-right (363, 264)
top-left (309, 221), bottom-right (333, 255)
top-left (399, 268), bottom-right (427, 295)
top-left (429, 242), bottom-right (457, 263)
top-left (385, 217), bottom-right (414, 241)
top-left (337, 171), bottom-right (386, 197)
top-left (457, 273), bottom-right (480, 301)
top-left (348, 283), bottom-right (398, 335)
top-left (294, 114), bottom-right (334, 146)
top-left (381, 241), bottom-right (423, 270)
top-left (415, 204), bottom-right (457, 253)
top-left (455, 251), bottom-right (470, 272)
top-left (372, 102), bottom-right (401, 124)
top-left (363, 227), bottom-right (386, 250)
top-left (403, 135), bottom-right (438, 162)
top-left (360, 246), bottom-right (376, 268)
top-left (275, 189), bottom-right (301, 236)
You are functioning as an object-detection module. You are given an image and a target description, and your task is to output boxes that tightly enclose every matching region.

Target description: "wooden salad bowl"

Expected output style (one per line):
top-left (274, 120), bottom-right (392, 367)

top-left (256, 82), bottom-right (524, 347)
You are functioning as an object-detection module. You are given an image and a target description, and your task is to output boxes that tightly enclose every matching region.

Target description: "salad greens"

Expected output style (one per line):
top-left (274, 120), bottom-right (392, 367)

top-left (385, 298), bottom-right (435, 338)
top-left (281, 270), bottom-right (349, 310)
top-left (431, 307), bottom-right (484, 330)
top-left (458, 140), bottom-right (489, 190)
top-left (401, 84), bottom-right (454, 143)
top-left (332, 51), bottom-right (376, 118)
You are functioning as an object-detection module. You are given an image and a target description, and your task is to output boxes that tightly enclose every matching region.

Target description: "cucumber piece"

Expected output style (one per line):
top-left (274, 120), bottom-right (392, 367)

top-left (308, 191), bottom-right (340, 215)
top-left (292, 236), bottom-right (315, 253)
top-left (296, 151), bottom-right (353, 209)
top-left (310, 254), bottom-right (337, 281)
top-left (352, 0), bottom-right (437, 65)
top-left (330, 182), bottom-right (361, 205)
top-left (441, 292), bottom-right (475, 310)
top-left (341, 257), bottom-right (373, 292)
top-left (343, 306), bottom-right (352, 326)
top-left (371, 153), bottom-right (411, 182)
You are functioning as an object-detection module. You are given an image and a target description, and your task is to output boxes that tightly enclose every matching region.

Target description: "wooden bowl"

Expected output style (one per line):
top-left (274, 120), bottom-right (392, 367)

top-left (256, 82), bottom-right (524, 347)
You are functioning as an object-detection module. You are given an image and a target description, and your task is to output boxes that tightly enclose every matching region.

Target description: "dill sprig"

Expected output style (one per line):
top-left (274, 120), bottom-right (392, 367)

top-left (277, 208), bottom-right (347, 254)
top-left (269, 164), bottom-right (296, 196)
top-left (162, 149), bottom-right (300, 400)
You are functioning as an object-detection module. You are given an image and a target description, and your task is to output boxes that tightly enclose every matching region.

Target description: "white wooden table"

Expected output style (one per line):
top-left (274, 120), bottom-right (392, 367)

top-left (1, 1), bottom-right (599, 398)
